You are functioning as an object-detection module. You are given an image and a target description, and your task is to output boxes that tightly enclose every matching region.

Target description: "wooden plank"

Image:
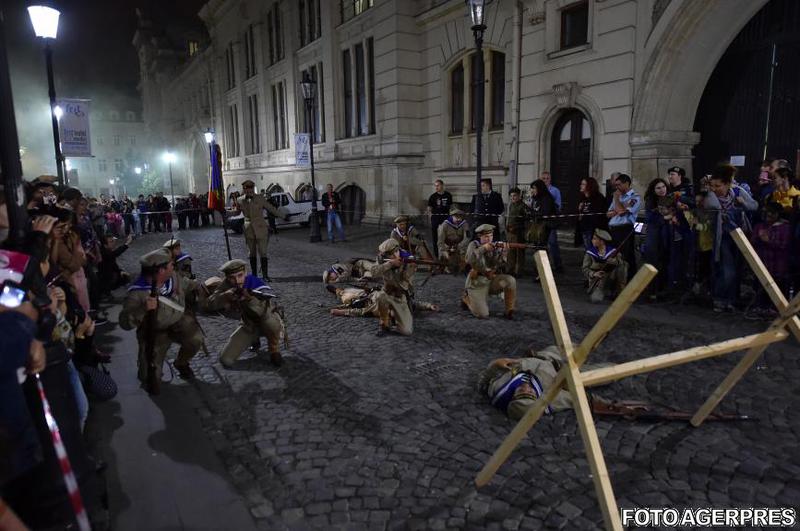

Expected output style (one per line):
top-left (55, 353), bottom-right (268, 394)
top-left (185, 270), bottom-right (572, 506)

top-left (691, 292), bottom-right (800, 427)
top-left (534, 251), bottom-right (574, 354)
top-left (731, 228), bottom-right (800, 342)
top-left (564, 354), bottom-right (623, 531)
top-left (476, 263), bottom-right (656, 488)
top-left (581, 330), bottom-right (789, 387)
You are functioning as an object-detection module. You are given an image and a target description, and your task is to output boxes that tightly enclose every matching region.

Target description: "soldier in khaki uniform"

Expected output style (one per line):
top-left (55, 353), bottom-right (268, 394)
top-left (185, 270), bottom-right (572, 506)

top-left (322, 258), bottom-right (376, 284)
top-left (206, 259), bottom-right (286, 368)
top-left (462, 224), bottom-right (517, 319)
top-left (370, 239), bottom-right (417, 336)
top-left (582, 228), bottom-right (628, 302)
top-left (162, 238), bottom-right (183, 262)
top-left (437, 207), bottom-right (470, 273)
top-left (239, 180), bottom-right (284, 280)
top-left (479, 344), bottom-right (620, 420)
top-left (391, 215), bottom-right (433, 260)
top-left (329, 286), bottom-right (438, 318)
top-left (119, 249), bottom-right (206, 390)
top-left (506, 188), bottom-right (529, 277)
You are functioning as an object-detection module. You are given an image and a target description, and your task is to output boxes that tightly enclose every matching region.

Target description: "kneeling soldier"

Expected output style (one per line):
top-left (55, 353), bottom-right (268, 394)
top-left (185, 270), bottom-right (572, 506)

top-left (462, 224), bottom-right (517, 319)
top-left (120, 249), bottom-right (205, 392)
top-left (391, 215), bottom-right (433, 260)
top-left (437, 207), bottom-right (469, 273)
top-left (582, 228), bottom-right (628, 303)
top-left (207, 259), bottom-right (286, 368)
top-left (370, 239), bottom-right (417, 336)
top-left (162, 238), bottom-right (183, 263)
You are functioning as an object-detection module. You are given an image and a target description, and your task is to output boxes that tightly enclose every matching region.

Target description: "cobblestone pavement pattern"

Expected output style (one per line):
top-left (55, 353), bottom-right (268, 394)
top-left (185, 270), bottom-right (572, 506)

top-left (115, 225), bottom-right (800, 530)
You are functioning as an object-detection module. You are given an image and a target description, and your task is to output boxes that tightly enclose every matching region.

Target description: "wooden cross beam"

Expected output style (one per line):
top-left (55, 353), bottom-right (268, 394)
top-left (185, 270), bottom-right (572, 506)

top-left (475, 238), bottom-right (800, 531)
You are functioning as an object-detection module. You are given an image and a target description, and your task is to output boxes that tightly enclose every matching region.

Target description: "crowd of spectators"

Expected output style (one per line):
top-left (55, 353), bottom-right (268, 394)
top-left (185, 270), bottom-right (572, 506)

top-left (1, 176), bottom-right (134, 529)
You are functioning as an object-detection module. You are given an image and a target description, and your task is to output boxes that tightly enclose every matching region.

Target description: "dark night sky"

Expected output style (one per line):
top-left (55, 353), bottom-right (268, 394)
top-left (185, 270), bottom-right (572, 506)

top-left (3, 0), bottom-right (205, 175)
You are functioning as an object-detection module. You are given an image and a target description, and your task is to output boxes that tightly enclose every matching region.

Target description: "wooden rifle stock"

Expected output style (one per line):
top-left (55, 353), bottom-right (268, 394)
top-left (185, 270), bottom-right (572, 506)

top-left (143, 275), bottom-right (159, 395)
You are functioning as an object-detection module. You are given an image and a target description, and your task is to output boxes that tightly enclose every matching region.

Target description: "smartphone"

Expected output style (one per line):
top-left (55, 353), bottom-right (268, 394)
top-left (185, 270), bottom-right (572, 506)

top-left (634, 222), bottom-right (645, 234)
top-left (0, 283), bottom-right (26, 309)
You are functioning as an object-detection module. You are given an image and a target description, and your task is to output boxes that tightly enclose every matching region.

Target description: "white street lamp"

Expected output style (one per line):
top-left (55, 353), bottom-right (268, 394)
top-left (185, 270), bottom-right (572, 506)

top-left (465, 0), bottom-right (493, 193)
top-left (134, 166), bottom-right (142, 175)
top-left (27, 5), bottom-right (60, 39)
top-left (203, 130), bottom-right (214, 144)
top-left (29, 5), bottom-right (65, 186)
top-left (53, 104), bottom-right (63, 120)
top-left (162, 151), bottom-right (176, 164)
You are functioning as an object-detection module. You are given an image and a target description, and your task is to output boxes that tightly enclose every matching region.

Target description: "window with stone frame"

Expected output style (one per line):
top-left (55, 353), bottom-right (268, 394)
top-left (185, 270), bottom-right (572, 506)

top-left (341, 38), bottom-right (375, 138)
top-left (226, 103), bottom-right (240, 157)
top-left (342, 48), bottom-right (353, 138)
top-left (272, 81), bottom-right (288, 150)
top-left (266, 4), bottom-right (284, 65)
top-left (243, 25), bottom-right (257, 79)
top-left (450, 63), bottom-right (464, 134)
top-left (341, 0), bottom-right (374, 23)
top-left (299, 0), bottom-right (321, 47)
top-left (301, 64), bottom-right (325, 144)
top-left (560, 1), bottom-right (589, 50)
top-left (225, 42), bottom-right (236, 89)
top-left (247, 94), bottom-right (261, 154)
top-left (490, 51), bottom-right (505, 129)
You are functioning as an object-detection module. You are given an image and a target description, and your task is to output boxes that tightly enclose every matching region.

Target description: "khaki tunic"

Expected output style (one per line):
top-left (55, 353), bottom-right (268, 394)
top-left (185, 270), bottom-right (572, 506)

top-left (119, 274), bottom-right (204, 381)
top-left (437, 220), bottom-right (469, 271)
top-left (369, 260), bottom-right (416, 335)
top-left (325, 259), bottom-right (376, 284)
top-left (582, 251), bottom-right (628, 302)
top-left (464, 240), bottom-right (517, 318)
top-left (206, 278), bottom-right (285, 365)
top-left (506, 201), bottom-right (528, 276)
top-left (391, 226), bottom-right (432, 260)
top-left (239, 194), bottom-right (281, 257)
top-left (335, 287), bottom-right (436, 318)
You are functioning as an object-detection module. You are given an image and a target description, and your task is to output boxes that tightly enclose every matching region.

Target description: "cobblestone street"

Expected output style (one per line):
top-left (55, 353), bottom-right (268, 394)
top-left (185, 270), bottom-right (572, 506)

top-left (111, 224), bottom-right (800, 530)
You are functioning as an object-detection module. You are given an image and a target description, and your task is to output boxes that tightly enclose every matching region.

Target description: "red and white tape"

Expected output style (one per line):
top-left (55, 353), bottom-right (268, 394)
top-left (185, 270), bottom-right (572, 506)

top-left (35, 374), bottom-right (91, 531)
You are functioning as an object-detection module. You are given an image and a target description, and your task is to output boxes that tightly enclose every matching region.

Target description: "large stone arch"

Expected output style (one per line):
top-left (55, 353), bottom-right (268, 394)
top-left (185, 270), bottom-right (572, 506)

top-left (630, 0), bottom-right (769, 183)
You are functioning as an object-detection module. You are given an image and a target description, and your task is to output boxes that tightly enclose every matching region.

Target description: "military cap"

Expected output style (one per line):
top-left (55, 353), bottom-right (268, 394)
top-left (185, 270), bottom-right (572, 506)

top-left (241, 179), bottom-right (255, 188)
top-left (594, 228), bottom-right (613, 242)
top-left (393, 215), bottom-right (409, 224)
top-left (162, 238), bottom-right (181, 249)
top-left (378, 238), bottom-right (400, 254)
top-left (140, 248), bottom-right (172, 268)
top-left (219, 259), bottom-right (248, 275)
top-left (450, 207), bottom-right (465, 216)
top-left (474, 223), bottom-right (495, 235)
top-left (667, 166), bottom-right (685, 177)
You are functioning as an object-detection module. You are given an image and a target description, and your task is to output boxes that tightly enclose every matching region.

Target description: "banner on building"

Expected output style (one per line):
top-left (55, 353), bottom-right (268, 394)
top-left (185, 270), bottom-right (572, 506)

top-left (57, 99), bottom-right (92, 157)
top-left (295, 133), bottom-right (310, 168)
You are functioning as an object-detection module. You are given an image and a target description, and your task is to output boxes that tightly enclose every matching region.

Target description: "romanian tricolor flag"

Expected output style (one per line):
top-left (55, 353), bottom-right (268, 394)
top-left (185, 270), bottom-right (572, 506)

top-left (207, 143), bottom-right (224, 211)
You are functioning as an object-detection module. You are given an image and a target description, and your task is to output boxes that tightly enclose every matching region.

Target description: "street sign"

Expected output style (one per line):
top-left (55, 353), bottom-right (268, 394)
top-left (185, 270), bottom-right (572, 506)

top-left (295, 133), bottom-right (310, 168)
top-left (57, 98), bottom-right (92, 157)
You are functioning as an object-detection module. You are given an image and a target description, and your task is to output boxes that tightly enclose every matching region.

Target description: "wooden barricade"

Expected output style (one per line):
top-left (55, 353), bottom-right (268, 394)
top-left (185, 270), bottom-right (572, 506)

top-left (475, 228), bottom-right (800, 531)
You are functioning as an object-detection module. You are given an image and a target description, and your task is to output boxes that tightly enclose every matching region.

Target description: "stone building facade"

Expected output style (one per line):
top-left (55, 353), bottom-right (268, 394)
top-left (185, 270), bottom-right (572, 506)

top-left (134, 0), bottom-right (777, 220)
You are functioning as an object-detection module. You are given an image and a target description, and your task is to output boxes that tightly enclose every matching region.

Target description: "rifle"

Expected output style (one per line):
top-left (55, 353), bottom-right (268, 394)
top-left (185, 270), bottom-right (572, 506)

top-left (591, 399), bottom-right (752, 422)
top-left (143, 274), bottom-right (160, 395)
top-left (495, 242), bottom-right (546, 251)
top-left (384, 256), bottom-right (446, 268)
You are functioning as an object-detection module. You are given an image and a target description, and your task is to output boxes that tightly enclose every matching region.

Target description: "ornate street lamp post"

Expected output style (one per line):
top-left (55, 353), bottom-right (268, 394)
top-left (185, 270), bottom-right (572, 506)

top-left (300, 71), bottom-right (322, 243)
top-left (466, 0), bottom-right (492, 193)
top-left (28, 5), bottom-right (65, 187)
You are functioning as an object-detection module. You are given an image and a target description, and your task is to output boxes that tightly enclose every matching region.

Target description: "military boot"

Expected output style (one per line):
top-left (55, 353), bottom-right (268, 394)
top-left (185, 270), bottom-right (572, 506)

top-left (504, 287), bottom-right (516, 320)
top-left (249, 256), bottom-right (258, 276)
top-left (261, 256), bottom-right (271, 282)
top-left (268, 337), bottom-right (282, 366)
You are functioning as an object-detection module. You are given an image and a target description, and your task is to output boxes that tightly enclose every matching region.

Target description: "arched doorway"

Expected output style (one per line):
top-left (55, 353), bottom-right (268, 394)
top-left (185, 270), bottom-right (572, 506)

top-left (265, 183), bottom-right (284, 194)
top-left (693, 0), bottom-right (800, 182)
top-left (339, 184), bottom-right (366, 225)
top-left (550, 109), bottom-right (591, 212)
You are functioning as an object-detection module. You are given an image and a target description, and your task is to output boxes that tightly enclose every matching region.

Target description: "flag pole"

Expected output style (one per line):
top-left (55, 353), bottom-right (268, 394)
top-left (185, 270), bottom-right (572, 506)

top-left (208, 139), bottom-right (232, 260)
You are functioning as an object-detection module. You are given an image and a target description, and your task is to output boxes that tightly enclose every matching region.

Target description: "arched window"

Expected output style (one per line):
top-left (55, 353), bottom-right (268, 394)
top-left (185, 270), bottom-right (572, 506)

top-left (450, 63), bottom-right (464, 134)
top-left (449, 50), bottom-right (506, 136)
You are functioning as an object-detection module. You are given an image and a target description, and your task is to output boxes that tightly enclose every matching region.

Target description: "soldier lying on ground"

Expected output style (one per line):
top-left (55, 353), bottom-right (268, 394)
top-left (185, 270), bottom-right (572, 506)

top-left (322, 258), bottom-right (376, 284)
top-left (206, 259), bottom-right (286, 368)
top-left (328, 285), bottom-right (438, 318)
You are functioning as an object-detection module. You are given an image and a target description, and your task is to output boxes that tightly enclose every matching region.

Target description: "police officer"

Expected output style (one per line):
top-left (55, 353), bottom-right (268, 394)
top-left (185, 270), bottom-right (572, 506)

top-left (239, 180), bottom-right (285, 281)
top-left (119, 249), bottom-right (205, 390)
top-left (462, 224), bottom-right (517, 319)
top-left (207, 259), bottom-right (286, 368)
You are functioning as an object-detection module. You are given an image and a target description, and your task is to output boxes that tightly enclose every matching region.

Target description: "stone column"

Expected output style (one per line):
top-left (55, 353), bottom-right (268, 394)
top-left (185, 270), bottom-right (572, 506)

top-left (629, 130), bottom-right (700, 190)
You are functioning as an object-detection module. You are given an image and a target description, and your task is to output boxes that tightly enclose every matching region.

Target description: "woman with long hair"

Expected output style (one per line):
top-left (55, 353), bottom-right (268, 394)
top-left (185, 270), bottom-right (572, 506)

top-left (575, 177), bottom-right (607, 249)
top-left (526, 179), bottom-right (557, 280)
top-left (643, 177), bottom-right (674, 297)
